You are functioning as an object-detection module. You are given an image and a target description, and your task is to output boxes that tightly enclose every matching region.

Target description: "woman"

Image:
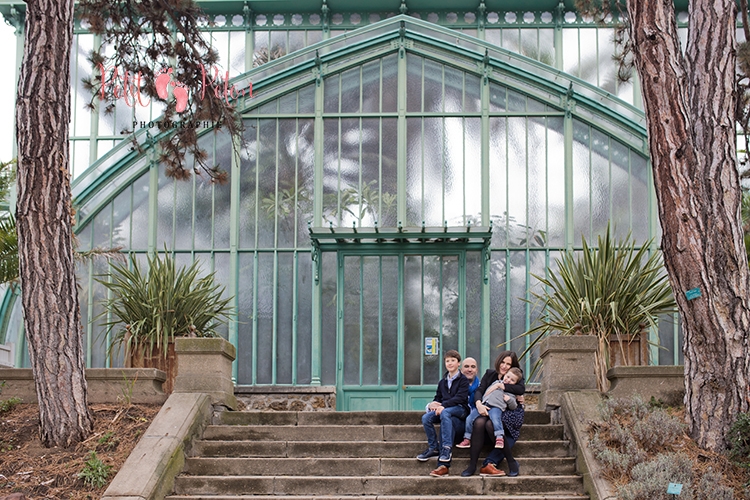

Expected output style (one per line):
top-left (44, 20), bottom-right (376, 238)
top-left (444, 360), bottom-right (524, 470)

top-left (460, 350), bottom-right (525, 477)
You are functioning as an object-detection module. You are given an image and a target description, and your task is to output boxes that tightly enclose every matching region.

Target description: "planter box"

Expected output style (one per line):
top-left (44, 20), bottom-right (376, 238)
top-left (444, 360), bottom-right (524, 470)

top-left (173, 337), bottom-right (237, 409)
top-left (609, 330), bottom-right (650, 367)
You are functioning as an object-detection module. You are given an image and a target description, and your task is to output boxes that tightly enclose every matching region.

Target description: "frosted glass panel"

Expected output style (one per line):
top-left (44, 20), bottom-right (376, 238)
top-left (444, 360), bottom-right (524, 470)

top-left (276, 252), bottom-right (294, 384)
top-left (296, 254), bottom-right (313, 384)
top-left (361, 60), bottom-right (382, 113)
top-left (256, 253), bottom-right (274, 383)
top-left (362, 256), bottom-right (380, 385)
top-left (236, 252), bottom-right (254, 384)
top-left (403, 255), bottom-right (423, 386)
top-left (406, 118), bottom-right (424, 225)
top-left (424, 59), bottom-right (443, 113)
top-left (507, 117), bottom-right (528, 232)
top-left (464, 118), bottom-right (482, 222)
top-left (546, 117), bottom-right (566, 247)
top-left (572, 120), bottom-right (592, 242)
top-left (277, 119), bottom-right (301, 248)
top-left (443, 65), bottom-right (463, 113)
top-left (423, 117), bottom-right (443, 226)
top-left (381, 256), bottom-right (398, 385)
top-left (343, 256), bottom-right (362, 385)
top-left (590, 129), bottom-right (611, 238)
top-left (527, 118), bottom-right (547, 242)
top-left (240, 119), bottom-right (258, 249)
top-left (489, 117), bottom-right (508, 247)
top-left (340, 67), bottom-right (361, 113)
top-left (406, 54), bottom-right (423, 113)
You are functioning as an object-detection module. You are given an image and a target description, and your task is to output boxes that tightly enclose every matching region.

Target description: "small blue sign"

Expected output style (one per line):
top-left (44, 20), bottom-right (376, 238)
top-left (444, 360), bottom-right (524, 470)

top-left (425, 337), bottom-right (438, 356)
top-left (685, 287), bottom-right (702, 301)
top-left (667, 483), bottom-right (683, 495)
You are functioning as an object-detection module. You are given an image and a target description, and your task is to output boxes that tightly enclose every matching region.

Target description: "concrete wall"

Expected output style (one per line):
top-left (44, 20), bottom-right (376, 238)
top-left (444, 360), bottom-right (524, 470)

top-left (0, 367), bottom-right (168, 404)
top-left (607, 365), bottom-right (684, 405)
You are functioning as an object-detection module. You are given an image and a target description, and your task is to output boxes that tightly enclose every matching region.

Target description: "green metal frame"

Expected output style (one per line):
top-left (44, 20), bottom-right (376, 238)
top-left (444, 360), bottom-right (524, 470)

top-left (0, 9), bottom-right (678, 387)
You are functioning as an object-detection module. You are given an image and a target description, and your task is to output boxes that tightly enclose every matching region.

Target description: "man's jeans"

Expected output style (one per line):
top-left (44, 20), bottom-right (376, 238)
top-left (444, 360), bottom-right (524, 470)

top-left (422, 406), bottom-right (468, 460)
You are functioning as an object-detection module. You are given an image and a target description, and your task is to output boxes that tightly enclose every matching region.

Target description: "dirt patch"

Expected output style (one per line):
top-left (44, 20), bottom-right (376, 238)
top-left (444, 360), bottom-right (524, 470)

top-left (0, 403), bottom-right (160, 499)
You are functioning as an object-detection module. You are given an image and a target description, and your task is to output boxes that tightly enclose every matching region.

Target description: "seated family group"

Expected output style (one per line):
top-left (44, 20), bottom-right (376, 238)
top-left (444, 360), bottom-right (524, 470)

top-left (418, 349), bottom-right (525, 478)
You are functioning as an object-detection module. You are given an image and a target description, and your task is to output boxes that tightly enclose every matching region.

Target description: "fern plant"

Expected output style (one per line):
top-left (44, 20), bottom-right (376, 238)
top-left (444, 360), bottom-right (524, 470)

top-left (98, 252), bottom-right (234, 361)
top-left (522, 225), bottom-right (677, 390)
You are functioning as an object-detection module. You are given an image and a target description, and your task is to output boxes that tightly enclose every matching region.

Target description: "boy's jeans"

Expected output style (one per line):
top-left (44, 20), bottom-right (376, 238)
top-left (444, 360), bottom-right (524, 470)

top-left (462, 407), bottom-right (480, 439)
top-left (488, 407), bottom-right (505, 438)
top-left (422, 406), bottom-right (468, 459)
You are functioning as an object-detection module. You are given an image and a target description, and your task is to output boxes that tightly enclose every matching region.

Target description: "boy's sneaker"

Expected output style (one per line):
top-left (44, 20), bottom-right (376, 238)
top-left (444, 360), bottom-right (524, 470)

top-left (456, 438), bottom-right (471, 448)
top-left (494, 436), bottom-right (504, 448)
top-left (417, 448), bottom-right (439, 461)
top-left (438, 451), bottom-right (452, 462)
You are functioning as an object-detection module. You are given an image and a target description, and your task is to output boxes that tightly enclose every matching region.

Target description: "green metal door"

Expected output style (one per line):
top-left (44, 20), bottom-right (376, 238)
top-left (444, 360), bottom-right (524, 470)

top-left (337, 250), bottom-right (473, 410)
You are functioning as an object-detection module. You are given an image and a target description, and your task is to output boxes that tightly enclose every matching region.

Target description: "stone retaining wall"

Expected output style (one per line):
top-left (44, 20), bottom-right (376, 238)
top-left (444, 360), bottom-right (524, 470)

top-left (0, 367), bottom-right (168, 404)
top-left (234, 385), bottom-right (336, 411)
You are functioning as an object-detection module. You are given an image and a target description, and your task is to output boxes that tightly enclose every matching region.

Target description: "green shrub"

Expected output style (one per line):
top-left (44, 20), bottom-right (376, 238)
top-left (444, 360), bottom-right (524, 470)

top-left (694, 469), bottom-right (734, 500)
top-left (618, 453), bottom-right (694, 500)
top-left (0, 396), bottom-right (21, 413)
top-left (632, 408), bottom-right (685, 453)
top-left (78, 451), bottom-right (113, 488)
top-left (728, 412), bottom-right (750, 468)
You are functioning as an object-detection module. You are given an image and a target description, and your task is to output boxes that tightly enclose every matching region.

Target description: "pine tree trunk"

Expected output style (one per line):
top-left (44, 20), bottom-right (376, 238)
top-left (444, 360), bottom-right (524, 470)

top-left (15, 0), bottom-right (93, 447)
top-left (627, 0), bottom-right (750, 451)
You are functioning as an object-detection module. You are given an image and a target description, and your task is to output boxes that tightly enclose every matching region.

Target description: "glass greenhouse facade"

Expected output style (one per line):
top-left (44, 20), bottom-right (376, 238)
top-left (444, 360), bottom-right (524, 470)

top-left (0, 0), bottom-right (689, 409)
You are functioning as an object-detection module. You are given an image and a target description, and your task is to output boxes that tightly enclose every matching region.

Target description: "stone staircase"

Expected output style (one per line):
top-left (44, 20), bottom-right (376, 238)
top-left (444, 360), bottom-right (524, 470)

top-left (166, 410), bottom-right (589, 499)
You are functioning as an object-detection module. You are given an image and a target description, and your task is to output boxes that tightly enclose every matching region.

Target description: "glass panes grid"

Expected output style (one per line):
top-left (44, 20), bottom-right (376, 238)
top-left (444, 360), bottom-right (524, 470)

top-left (0, 11), bottom-right (685, 382)
top-left (56, 6), bottom-right (663, 175)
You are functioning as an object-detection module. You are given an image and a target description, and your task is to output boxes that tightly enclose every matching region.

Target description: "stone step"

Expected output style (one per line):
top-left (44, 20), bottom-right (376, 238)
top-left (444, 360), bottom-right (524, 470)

top-left (191, 439), bottom-right (572, 458)
top-left (201, 423), bottom-right (563, 442)
top-left (218, 410), bottom-right (551, 426)
top-left (183, 456), bottom-right (578, 476)
top-left (167, 495), bottom-right (588, 500)
top-left (172, 475), bottom-right (586, 497)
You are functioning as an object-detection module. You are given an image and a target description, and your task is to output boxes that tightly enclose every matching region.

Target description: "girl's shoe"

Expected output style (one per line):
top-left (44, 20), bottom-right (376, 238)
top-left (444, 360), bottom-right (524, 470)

top-left (456, 438), bottom-right (471, 448)
top-left (494, 436), bottom-right (504, 448)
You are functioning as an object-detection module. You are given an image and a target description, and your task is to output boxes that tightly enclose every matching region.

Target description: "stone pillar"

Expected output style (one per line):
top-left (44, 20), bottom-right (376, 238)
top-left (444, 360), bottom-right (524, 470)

top-left (538, 335), bottom-right (598, 412)
top-left (173, 337), bottom-right (237, 409)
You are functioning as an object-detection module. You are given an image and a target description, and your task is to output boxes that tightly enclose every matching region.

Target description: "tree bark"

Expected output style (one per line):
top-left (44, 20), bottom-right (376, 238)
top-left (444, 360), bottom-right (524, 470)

top-left (626, 0), bottom-right (750, 451)
top-left (15, 0), bottom-right (93, 446)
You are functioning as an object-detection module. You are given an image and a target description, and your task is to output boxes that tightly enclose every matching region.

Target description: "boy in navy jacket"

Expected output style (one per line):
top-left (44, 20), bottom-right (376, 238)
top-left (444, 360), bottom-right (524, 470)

top-left (416, 349), bottom-right (469, 477)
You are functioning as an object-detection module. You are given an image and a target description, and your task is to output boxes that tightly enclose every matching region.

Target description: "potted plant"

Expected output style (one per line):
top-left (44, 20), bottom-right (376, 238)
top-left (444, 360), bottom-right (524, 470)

top-left (98, 251), bottom-right (234, 393)
top-left (522, 225), bottom-right (677, 391)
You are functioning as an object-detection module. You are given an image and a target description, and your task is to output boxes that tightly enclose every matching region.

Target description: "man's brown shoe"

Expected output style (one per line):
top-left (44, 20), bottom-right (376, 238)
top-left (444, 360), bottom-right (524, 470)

top-left (479, 463), bottom-right (506, 476)
top-left (430, 465), bottom-right (449, 477)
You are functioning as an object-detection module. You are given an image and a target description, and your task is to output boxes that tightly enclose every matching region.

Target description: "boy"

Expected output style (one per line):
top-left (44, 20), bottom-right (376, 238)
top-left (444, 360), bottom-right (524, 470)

top-left (417, 349), bottom-right (469, 477)
top-left (457, 367), bottom-right (522, 449)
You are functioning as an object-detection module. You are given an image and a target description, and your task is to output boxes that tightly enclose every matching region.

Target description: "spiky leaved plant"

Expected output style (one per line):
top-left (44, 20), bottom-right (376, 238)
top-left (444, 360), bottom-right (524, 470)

top-left (522, 225), bottom-right (676, 391)
top-left (98, 252), bottom-right (234, 362)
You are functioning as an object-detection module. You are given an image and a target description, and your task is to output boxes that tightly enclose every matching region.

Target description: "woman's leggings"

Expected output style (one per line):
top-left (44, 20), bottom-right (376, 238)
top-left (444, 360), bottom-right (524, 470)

top-left (468, 415), bottom-right (516, 468)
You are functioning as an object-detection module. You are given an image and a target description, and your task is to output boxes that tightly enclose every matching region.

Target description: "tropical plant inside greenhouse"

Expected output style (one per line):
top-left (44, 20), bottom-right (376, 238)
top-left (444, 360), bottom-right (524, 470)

top-left (98, 251), bottom-right (234, 371)
top-left (0, 159), bottom-right (17, 286)
top-left (522, 225), bottom-right (677, 391)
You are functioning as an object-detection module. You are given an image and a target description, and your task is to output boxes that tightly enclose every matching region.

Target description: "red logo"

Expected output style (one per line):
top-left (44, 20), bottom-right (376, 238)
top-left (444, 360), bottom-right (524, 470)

top-left (99, 64), bottom-right (253, 113)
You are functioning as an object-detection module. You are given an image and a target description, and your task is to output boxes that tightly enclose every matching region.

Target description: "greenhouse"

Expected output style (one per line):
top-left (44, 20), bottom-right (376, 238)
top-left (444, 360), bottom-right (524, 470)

top-left (0, 0), bottom-right (687, 410)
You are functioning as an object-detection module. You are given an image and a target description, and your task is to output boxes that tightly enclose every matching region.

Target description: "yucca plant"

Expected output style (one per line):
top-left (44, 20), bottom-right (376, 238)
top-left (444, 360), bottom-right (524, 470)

top-left (522, 225), bottom-right (677, 391)
top-left (98, 252), bottom-right (234, 363)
